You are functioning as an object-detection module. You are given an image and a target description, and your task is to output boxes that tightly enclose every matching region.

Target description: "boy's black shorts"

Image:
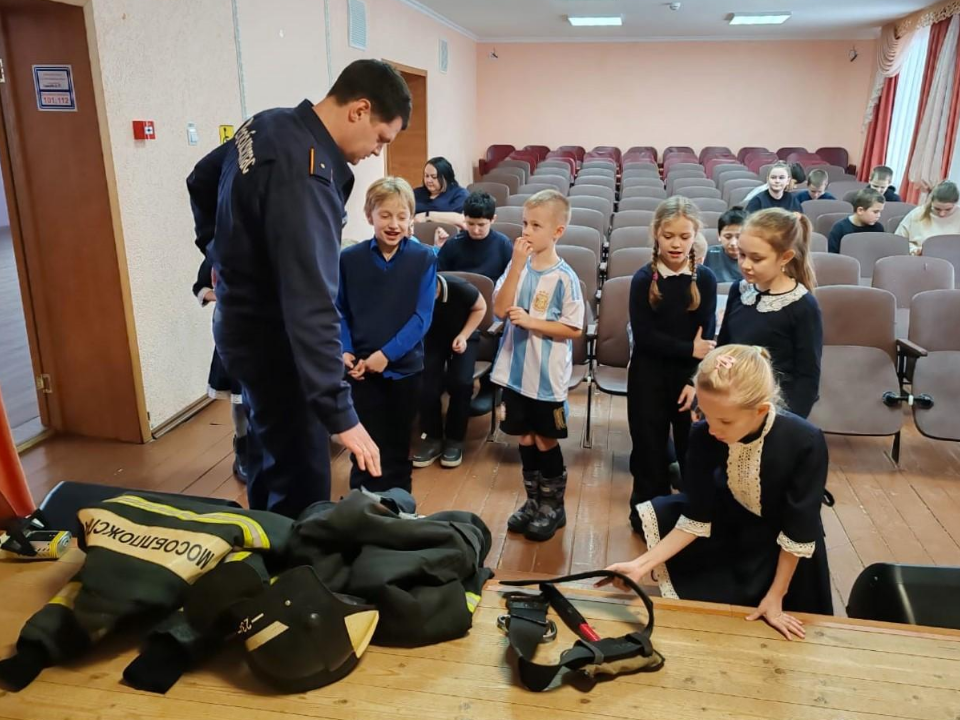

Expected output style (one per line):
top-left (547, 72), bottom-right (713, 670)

top-left (497, 387), bottom-right (568, 439)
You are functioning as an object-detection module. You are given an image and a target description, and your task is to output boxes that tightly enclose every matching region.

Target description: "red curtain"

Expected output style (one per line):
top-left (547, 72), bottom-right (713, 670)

top-left (900, 17), bottom-right (952, 203)
top-left (858, 76), bottom-right (899, 181)
top-left (939, 30), bottom-right (960, 178)
top-left (0, 386), bottom-right (35, 521)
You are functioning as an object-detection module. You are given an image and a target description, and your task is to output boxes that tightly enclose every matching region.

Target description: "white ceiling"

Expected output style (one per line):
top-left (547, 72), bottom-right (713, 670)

top-left (409, 0), bottom-right (930, 41)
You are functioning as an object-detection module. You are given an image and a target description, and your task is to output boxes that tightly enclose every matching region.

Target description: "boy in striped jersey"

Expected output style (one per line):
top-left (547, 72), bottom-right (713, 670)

top-left (492, 190), bottom-right (584, 542)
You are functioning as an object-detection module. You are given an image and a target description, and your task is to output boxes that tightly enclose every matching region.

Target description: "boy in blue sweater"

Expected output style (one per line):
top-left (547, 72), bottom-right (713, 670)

top-left (337, 178), bottom-right (437, 493)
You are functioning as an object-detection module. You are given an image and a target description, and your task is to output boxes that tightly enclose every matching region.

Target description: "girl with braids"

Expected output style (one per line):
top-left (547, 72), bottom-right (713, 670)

top-left (603, 345), bottom-right (834, 637)
top-left (627, 196), bottom-right (717, 525)
top-left (718, 208), bottom-right (823, 418)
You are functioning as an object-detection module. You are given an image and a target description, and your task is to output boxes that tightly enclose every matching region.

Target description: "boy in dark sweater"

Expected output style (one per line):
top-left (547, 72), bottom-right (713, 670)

top-left (869, 165), bottom-right (903, 202)
top-left (703, 207), bottom-right (746, 283)
top-left (337, 177), bottom-right (437, 493)
top-left (412, 274), bottom-right (487, 469)
top-left (436, 191), bottom-right (513, 281)
top-left (436, 191), bottom-right (514, 417)
top-left (827, 188), bottom-right (886, 254)
top-left (794, 168), bottom-right (836, 204)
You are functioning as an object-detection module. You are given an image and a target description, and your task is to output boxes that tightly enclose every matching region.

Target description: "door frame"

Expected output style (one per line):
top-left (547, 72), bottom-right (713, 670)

top-left (383, 60), bottom-right (428, 189)
top-left (0, 0), bottom-right (150, 444)
top-left (0, 77), bottom-right (52, 435)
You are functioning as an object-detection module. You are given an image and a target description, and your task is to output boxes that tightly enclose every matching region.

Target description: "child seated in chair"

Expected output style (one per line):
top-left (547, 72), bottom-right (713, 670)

top-left (827, 188), bottom-right (885, 254)
top-left (435, 192), bottom-right (513, 280)
top-left (704, 207), bottom-right (746, 283)
top-left (794, 168), bottom-right (835, 204)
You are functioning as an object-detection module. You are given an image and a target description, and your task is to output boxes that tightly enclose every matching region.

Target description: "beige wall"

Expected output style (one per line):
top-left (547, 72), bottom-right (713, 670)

top-left (89, 0), bottom-right (476, 430)
top-left (90, 0), bottom-right (242, 431)
top-left (325, 0), bottom-right (478, 243)
top-left (234, 0), bottom-right (329, 116)
top-left (476, 40), bottom-right (877, 163)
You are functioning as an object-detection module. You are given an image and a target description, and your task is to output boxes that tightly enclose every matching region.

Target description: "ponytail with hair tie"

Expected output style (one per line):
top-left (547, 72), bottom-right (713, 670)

top-left (743, 208), bottom-right (817, 290)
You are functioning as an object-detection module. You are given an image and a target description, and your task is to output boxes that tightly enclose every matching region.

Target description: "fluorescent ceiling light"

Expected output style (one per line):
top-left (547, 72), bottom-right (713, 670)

top-left (567, 15), bottom-right (623, 27)
top-left (729, 12), bottom-right (792, 25)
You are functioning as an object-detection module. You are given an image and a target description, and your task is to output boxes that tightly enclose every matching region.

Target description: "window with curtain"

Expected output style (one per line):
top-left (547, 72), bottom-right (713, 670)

top-left (950, 112), bottom-right (960, 182)
top-left (886, 25), bottom-right (931, 188)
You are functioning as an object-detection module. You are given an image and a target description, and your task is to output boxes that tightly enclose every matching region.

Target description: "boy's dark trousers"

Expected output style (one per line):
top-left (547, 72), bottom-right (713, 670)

top-left (627, 357), bottom-right (693, 514)
top-left (349, 372), bottom-right (423, 493)
top-left (420, 336), bottom-right (479, 445)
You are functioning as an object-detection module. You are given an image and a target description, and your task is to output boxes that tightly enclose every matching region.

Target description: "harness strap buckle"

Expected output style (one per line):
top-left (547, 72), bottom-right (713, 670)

top-left (497, 614), bottom-right (557, 643)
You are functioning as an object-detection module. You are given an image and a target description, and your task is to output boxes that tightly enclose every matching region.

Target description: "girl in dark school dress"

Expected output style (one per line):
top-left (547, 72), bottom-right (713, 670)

top-left (627, 197), bottom-right (717, 520)
top-left (193, 255), bottom-right (250, 483)
top-left (604, 344), bottom-right (833, 639)
top-left (718, 208), bottom-right (822, 418)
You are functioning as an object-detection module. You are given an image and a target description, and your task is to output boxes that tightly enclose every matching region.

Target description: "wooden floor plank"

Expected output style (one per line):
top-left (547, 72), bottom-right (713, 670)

top-left (827, 464), bottom-right (894, 568)
top-left (17, 379), bottom-right (960, 615)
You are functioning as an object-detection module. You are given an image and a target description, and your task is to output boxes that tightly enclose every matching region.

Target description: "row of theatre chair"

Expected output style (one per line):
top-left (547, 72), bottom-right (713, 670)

top-left (480, 144), bottom-right (854, 178)
top-left (413, 212), bottom-right (960, 315)
top-left (472, 152), bottom-right (883, 228)
top-left (582, 272), bottom-right (959, 460)
top-left (451, 254), bottom-right (960, 462)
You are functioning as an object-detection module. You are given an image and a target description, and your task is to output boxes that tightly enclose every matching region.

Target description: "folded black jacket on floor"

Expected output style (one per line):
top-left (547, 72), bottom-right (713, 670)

top-left (288, 490), bottom-right (494, 646)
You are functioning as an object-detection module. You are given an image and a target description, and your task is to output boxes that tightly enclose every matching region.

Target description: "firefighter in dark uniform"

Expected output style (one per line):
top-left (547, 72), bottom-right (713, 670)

top-left (187, 60), bottom-right (412, 518)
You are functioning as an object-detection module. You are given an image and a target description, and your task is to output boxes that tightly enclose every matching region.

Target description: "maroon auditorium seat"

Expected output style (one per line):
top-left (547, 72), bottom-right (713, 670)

top-left (523, 145), bottom-right (551, 162)
top-left (557, 145), bottom-right (586, 162)
top-left (788, 152), bottom-right (828, 169)
top-left (777, 146), bottom-right (808, 160)
top-left (508, 150), bottom-right (539, 173)
top-left (626, 146), bottom-right (658, 161)
top-left (699, 146), bottom-right (733, 163)
top-left (591, 146), bottom-right (622, 161)
top-left (738, 146), bottom-right (768, 163)
top-left (480, 144), bottom-right (515, 175)
top-left (747, 153), bottom-right (779, 174)
top-left (816, 147), bottom-right (850, 170)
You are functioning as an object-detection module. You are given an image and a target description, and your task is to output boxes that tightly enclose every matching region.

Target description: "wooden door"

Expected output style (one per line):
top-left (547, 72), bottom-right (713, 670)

top-left (0, 0), bottom-right (147, 443)
top-left (384, 62), bottom-right (427, 189)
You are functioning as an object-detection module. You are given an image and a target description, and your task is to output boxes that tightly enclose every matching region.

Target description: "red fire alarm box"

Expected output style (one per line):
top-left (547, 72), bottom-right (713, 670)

top-left (132, 120), bottom-right (156, 140)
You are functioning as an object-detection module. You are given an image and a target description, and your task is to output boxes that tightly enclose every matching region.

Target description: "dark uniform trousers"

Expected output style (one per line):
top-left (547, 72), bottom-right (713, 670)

top-left (419, 336), bottom-right (479, 444)
top-left (349, 372), bottom-right (423, 494)
top-left (627, 356), bottom-right (693, 511)
top-left (215, 314), bottom-right (330, 519)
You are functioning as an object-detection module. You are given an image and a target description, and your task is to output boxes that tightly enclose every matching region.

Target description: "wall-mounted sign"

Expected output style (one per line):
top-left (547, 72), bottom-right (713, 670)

top-left (33, 65), bottom-right (77, 112)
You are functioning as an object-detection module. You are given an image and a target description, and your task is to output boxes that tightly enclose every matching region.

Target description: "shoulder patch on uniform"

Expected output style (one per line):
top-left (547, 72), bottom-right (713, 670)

top-left (309, 147), bottom-right (334, 184)
top-left (235, 119), bottom-right (257, 175)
